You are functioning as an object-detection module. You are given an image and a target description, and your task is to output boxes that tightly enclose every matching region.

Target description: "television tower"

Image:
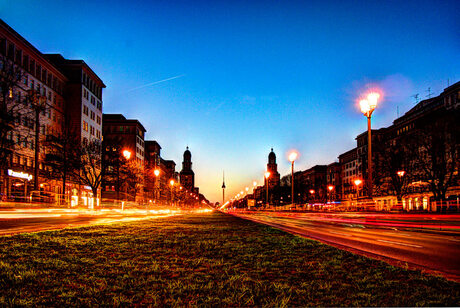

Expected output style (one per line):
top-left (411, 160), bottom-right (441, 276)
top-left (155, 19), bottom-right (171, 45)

top-left (221, 171), bottom-right (226, 205)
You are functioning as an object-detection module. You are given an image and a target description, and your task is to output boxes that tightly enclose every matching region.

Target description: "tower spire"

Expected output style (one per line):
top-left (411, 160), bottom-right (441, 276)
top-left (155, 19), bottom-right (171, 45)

top-left (222, 171), bottom-right (226, 205)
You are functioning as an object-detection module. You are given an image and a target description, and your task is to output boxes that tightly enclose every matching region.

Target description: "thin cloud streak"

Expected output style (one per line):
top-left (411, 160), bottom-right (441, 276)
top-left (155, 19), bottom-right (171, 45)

top-left (125, 74), bottom-right (186, 93)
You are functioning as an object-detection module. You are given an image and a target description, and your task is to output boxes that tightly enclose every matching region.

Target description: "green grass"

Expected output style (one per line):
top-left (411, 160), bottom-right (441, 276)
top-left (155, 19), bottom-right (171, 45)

top-left (0, 211), bottom-right (459, 306)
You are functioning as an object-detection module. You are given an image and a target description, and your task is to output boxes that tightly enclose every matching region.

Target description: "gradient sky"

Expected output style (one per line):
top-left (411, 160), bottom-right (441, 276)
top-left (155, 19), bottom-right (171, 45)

top-left (2, 0), bottom-right (459, 202)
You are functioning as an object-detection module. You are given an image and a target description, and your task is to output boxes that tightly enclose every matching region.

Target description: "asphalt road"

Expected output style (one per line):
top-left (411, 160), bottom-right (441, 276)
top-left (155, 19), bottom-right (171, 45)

top-left (0, 208), bottom-right (179, 235)
top-left (230, 211), bottom-right (460, 281)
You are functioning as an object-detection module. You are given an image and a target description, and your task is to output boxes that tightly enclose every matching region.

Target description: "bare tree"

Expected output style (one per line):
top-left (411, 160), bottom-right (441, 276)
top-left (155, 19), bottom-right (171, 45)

top-left (373, 137), bottom-right (412, 202)
top-left (72, 139), bottom-right (103, 202)
top-left (410, 110), bottom-right (460, 201)
top-left (0, 54), bottom-right (27, 168)
top-left (44, 123), bottom-right (81, 204)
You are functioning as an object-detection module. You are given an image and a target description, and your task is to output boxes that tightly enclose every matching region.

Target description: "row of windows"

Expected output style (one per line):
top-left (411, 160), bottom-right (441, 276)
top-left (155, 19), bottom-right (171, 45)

top-left (23, 75), bottom-right (65, 110)
top-left (0, 38), bottom-right (64, 95)
top-left (82, 120), bottom-right (101, 140)
top-left (136, 146), bottom-right (144, 158)
top-left (12, 155), bottom-right (34, 167)
top-left (83, 88), bottom-right (102, 111)
top-left (82, 72), bottom-right (103, 99)
top-left (7, 132), bottom-right (35, 150)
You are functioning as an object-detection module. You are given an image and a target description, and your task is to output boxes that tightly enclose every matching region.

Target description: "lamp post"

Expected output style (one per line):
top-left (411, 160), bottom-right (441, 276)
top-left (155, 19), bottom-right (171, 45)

top-left (122, 150), bottom-right (132, 208)
top-left (397, 170), bottom-right (405, 210)
top-left (169, 179), bottom-right (175, 207)
top-left (30, 90), bottom-right (47, 192)
top-left (154, 169), bottom-right (160, 204)
top-left (265, 171), bottom-right (271, 208)
top-left (327, 185), bottom-right (334, 204)
top-left (359, 92), bottom-right (379, 199)
top-left (288, 151), bottom-right (298, 209)
top-left (354, 179), bottom-right (362, 210)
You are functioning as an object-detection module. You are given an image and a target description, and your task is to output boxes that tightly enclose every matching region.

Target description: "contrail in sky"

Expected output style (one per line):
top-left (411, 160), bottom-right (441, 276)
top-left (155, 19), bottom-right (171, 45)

top-left (125, 74), bottom-right (185, 93)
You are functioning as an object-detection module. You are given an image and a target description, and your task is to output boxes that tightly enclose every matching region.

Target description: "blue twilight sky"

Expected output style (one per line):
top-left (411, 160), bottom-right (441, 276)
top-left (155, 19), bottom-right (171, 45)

top-left (2, 0), bottom-right (459, 202)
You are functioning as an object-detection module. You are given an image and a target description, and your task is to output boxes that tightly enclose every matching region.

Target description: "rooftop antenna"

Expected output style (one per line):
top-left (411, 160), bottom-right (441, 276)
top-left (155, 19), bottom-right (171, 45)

top-left (411, 93), bottom-right (420, 104)
top-left (426, 87), bottom-right (432, 99)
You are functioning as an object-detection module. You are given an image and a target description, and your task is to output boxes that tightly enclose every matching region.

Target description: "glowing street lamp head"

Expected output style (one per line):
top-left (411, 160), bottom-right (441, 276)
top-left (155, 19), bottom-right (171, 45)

top-left (122, 150), bottom-right (132, 160)
top-left (367, 92), bottom-right (380, 110)
top-left (170, 179), bottom-right (175, 186)
top-left (354, 179), bottom-right (362, 186)
top-left (154, 169), bottom-right (160, 177)
top-left (245, 187), bottom-right (249, 192)
top-left (288, 151), bottom-right (298, 162)
top-left (359, 92), bottom-right (379, 116)
top-left (359, 99), bottom-right (371, 115)
top-left (397, 170), bottom-right (406, 177)
top-left (327, 185), bottom-right (334, 191)
top-left (309, 189), bottom-right (315, 194)
top-left (265, 171), bottom-right (271, 179)
top-left (253, 181), bottom-right (257, 187)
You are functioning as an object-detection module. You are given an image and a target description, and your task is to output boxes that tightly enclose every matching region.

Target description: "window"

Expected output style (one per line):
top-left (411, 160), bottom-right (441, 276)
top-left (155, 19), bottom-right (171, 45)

top-left (91, 96), bottom-right (95, 105)
top-left (83, 121), bottom-right (89, 132)
top-left (90, 125), bottom-right (95, 135)
top-left (83, 105), bottom-right (89, 116)
top-left (96, 115), bottom-right (101, 124)
top-left (90, 110), bottom-right (95, 120)
top-left (97, 101), bottom-right (102, 111)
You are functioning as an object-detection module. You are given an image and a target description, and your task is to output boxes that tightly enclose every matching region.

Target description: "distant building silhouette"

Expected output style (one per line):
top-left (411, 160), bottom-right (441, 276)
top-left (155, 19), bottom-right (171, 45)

top-left (180, 147), bottom-right (195, 192)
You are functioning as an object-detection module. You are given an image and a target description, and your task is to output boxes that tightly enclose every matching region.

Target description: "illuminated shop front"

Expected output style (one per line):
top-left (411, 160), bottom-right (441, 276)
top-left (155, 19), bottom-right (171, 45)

top-left (6, 169), bottom-right (33, 201)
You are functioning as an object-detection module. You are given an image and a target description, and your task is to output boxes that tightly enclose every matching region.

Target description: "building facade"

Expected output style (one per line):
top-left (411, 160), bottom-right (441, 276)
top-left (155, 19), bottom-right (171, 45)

top-left (101, 114), bottom-right (146, 202)
top-left (0, 19), bottom-right (105, 205)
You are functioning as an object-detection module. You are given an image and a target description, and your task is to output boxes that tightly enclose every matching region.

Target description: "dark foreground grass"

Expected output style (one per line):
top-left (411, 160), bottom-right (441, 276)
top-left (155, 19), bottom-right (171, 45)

top-left (0, 212), bottom-right (459, 306)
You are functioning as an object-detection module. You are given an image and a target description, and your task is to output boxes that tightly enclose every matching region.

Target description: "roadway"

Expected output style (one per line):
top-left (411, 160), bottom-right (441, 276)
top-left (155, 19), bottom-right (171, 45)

top-left (0, 207), bottom-right (180, 235)
top-left (229, 210), bottom-right (460, 281)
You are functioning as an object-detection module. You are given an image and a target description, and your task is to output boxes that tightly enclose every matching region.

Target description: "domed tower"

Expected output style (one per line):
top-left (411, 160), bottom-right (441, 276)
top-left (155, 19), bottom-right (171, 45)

top-left (266, 148), bottom-right (280, 190)
top-left (180, 147), bottom-right (195, 191)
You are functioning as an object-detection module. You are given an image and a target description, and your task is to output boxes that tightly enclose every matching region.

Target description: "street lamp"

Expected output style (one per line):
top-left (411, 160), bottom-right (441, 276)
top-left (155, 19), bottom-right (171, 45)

top-left (359, 92), bottom-right (379, 199)
top-left (354, 179), bottom-right (362, 209)
top-left (122, 149), bottom-right (132, 205)
top-left (265, 171), bottom-right (271, 207)
top-left (289, 151), bottom-right (298, 208)
top-left (153, 169), bottom-right (160, 204)
top-left (123, 149), bottom-right (132, 160)
top-left (327, 185), bottom-right (334, 203)
top-left (170, 179), bottom-right (175, 206)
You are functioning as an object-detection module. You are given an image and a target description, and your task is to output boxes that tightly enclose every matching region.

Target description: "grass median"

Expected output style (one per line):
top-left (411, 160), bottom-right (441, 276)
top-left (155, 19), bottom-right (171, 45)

top-left (0, 211), bottom-right (459, 306)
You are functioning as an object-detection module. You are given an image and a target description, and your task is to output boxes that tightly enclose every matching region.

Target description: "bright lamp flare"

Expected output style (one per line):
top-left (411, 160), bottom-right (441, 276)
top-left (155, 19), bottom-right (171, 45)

top-left (288, 151), bottom-right (298, 162)
top-left (122, 150), bottom-right (132, 160)
top-left (359, 99), bottom-right (371, 114)
top-left (354, 179), bottom-right (362, 186)
top-left (154, 169), bottom-right (160, 177)
top-left (265, 171), bottom-right (271, 179)
top-left (367, 92), bottom-right (380, 109)
top-left (245, 187), bottom-right (249, 192)
top-left (253, 181), bottom-right (257, 187)
top-left (327, 185), bottom-right (334, 191)
top-left (170, 179), bottom-right (175, 186)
